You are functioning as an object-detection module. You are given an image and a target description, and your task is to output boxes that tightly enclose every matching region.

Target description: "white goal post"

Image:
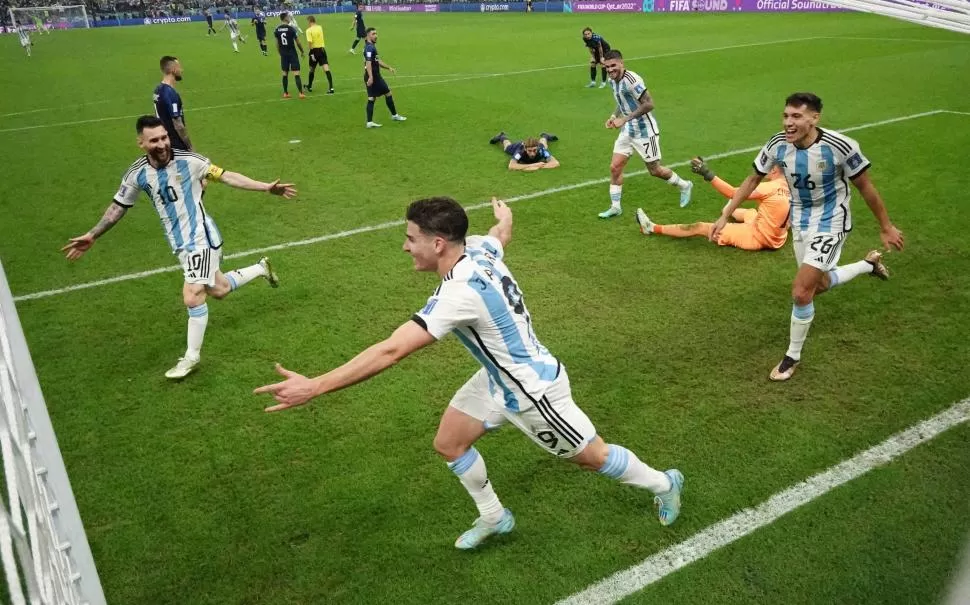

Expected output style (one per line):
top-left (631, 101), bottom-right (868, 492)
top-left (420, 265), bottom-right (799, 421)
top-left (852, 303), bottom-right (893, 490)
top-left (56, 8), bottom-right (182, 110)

top-left (8, 5), bottom-right (90, 30)
top-left (0, 259), bottom-right (106, 605)
top-left (823, 0), bottom-right (970, 34)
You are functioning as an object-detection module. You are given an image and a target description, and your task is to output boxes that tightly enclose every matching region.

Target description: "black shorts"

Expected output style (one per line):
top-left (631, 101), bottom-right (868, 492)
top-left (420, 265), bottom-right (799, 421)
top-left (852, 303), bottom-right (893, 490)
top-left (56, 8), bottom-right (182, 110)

top-left (256, 28), bottom-right (266, 41)
top-left (365, 75), bottom-right (390, 97)
top-left (280, 53), bottom-right (300, 72)
top-left (356, 28), bottom-right (366, 39)
top-left (309, 48), bottom-right (328, 66)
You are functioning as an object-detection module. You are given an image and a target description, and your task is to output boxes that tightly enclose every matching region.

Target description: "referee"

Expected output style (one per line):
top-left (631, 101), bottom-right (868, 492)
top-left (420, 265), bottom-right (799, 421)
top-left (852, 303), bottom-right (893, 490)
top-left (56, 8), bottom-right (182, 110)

top-left (305, 16), bottom-right (333, 94)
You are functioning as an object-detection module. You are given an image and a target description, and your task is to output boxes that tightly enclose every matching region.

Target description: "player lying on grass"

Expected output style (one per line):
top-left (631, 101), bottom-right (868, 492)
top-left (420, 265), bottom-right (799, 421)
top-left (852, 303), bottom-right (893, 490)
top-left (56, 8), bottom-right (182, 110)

top-left (488, 132), bottom-right (560, 171)
top-left (255, 197), bottom-right (683, 550)
top-left (635, 157), bottom-right (790, 251)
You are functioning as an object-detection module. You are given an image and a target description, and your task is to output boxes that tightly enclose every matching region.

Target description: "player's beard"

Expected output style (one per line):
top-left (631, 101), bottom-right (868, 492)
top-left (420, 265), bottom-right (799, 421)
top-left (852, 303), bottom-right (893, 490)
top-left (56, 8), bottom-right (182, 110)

top-left (151, 144), bottom-right (172, 165)
top-left (175, 74), bottom-right (183, 82)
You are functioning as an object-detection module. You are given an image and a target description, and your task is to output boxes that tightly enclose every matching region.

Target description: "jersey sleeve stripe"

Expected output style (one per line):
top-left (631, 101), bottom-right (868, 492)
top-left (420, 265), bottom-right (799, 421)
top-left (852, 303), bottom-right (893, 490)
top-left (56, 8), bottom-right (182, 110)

top-left (174, 150), bottom-right (210, 163)
top-left (820, 133), bottom-right (852, 155)
top-left (122, 157), bottom-right (149, 181)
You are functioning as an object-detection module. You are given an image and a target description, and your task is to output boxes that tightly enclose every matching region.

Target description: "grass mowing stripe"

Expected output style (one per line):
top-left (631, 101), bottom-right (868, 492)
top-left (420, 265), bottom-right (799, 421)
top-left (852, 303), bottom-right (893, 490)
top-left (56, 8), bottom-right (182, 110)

top-left (10, 108), bottom-right (952, 303)
top-left (0, 36), bottom-right (825, 133)
top-left (555, 396), bottom-right (970, 605)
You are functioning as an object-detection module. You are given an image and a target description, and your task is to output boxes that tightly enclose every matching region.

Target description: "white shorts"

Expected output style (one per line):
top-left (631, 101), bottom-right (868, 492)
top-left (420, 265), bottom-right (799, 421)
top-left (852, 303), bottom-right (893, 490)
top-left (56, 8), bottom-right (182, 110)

top-left (449, 367), bottom-right (597, 458)
top-left (230, 31), bottom-right (238, 40)
top-left (613, 130), bottom-right (661, 163)
top-left (178, 247), bottom-right (221, 286)
top-left (793, 230), bottom-right (847, 271)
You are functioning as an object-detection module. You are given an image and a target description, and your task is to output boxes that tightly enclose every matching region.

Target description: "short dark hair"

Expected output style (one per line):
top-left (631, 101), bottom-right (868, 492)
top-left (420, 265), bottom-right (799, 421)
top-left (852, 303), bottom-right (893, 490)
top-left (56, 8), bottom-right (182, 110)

top-left (785, 92), bottom-right (823, 113)
top-left (280, 11), bottom-right (289, 20)
top-left (603, 49), bottom-right (623, 61)
top-left (406, 197), bottom-right (468, 243)
top-left (582, 27), bottom-right (592, 34)
top-left (136, 115), bottom-right (164, 134)
top-left (160, 55), bottom-right (178, 73)
top-left (307, 15), bottom-right (315, 22)
top-left (365, 27), bottom-right (376, 35)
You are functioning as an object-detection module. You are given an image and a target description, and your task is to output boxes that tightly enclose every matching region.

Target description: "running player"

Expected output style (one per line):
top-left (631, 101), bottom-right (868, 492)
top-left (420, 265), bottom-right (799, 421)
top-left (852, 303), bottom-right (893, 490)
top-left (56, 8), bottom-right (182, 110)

top-left (599, 50), bottom-right (692, 218)
top-left (710, 92), bottom-right (904, 381)
top-left (304, 15), bottom-right (334, 94)
top-left (636, 156), bottom-right (789, 251)
top-left (582, 27), bottom-right (610, 88)
top-left (488, 131), bottom-right (560, 171)
top-left (252, 7), bottom-right (268, 56)
top-left (222, 12), bottom-right (247, 53)
top-left (203, 8), bottom-right (216, 35)
top-left (274, 12), bottom-right (305, 99)
top-left (363, 28), bottom-right (405, 128)
top-left (349, 2), bottom-right (365, 54)
top-left (31, 15), bottom-right (50, 35)
top-left (153, 56), bottom-right (192, 151)
top-left (62, 116), bottom-right (296, 380)
top-left (255, 196), bottom-right (684, 549)
top-left (18, 26), bottom-right (32, 57)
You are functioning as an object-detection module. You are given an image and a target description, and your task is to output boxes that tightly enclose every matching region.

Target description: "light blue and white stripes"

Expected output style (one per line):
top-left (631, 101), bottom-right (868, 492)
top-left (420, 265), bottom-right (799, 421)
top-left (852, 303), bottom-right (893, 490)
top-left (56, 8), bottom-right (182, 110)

top-left (448, 447), bottom-right (480, 476)
top-left (792, 302), bottom-right (815, 320)
top-left (187, 303), bottom-right (208, 318)
top-left (598, 444), bottom-right (630, 479)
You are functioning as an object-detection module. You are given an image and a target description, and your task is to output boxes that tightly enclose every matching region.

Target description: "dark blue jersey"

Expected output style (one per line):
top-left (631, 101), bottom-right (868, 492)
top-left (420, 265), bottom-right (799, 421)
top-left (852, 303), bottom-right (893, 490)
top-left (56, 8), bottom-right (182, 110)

top-left (507, 142), bottom-right (551, 164)
top-left (252, 11), bottom-right (266, 36)
top-left (354, 10), bottom-right (365, 33)
top-left (152, 82), bottom-right (188, 150)
top-left (274, 24), bottom-right (299, 55)
top-left (583, 33), bottom-right (610, 52)
top-left (364, 42), bottom-right (381, 78)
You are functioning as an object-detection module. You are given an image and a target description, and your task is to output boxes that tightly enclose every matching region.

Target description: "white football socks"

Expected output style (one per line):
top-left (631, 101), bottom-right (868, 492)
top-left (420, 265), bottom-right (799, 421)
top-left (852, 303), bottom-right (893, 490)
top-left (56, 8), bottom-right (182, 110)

top-left (828, 260), bottom-right (873, 289)
top-left (609, 184), bottom-right (622, 210)
top-left (666, 172), bottom-right (689, 189)
top-left (786, 302), bottom-right (815, 361)
top-left (185, 303), bottom-right (208, 361)
top-left (225, 262), bottom-right (267, 292)
top-left (448, 448), bottom-right (505, 524)
top-left (598, 444), bottom-right (672, 494)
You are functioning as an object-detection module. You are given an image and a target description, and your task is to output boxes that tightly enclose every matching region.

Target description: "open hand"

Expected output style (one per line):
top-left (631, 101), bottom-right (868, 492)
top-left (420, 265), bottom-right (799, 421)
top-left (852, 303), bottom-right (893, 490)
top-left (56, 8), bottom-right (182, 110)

top-left (254, 363), bottom-right (319, 412)
top-left (61, 234), bottom-right (94, 260)
top-left (881, 225), bottom-right (904, 251)
top-left (267, 179), bottom-right (297, 199)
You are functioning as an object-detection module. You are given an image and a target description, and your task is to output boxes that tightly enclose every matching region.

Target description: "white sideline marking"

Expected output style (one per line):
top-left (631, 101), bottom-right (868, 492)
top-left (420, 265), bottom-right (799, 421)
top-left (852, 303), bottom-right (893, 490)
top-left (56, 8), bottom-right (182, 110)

top-left (10, 109), bottom-right (955, 303)
top-left (555, 397), bottom-right (970, 605)
top-left (0, 36), bottom-right (824, 133)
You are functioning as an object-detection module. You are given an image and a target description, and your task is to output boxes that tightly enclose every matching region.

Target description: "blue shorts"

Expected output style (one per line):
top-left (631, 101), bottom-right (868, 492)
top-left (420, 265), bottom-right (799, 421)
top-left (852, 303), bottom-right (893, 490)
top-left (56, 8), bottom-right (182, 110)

top-left (280, 53), bottom-right (300, 72)
top-left (356, 28), bottom-right (366, 39)
top-left (365, 75), bottom-right (390, 98)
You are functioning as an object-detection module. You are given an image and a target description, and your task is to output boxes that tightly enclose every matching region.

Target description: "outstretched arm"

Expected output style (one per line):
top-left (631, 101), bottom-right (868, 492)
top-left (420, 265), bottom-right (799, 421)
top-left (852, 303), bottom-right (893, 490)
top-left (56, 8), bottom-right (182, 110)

top-left (62, 201), bottom-right (128, 260)
top-left (487, 197), bottom-right (512, 248)
top-left (508, 159), bottom-right (542, 172)
top-left (255, 320), bottom-right (436, 411)
top-left (213, 168), bottom-right (297, 198)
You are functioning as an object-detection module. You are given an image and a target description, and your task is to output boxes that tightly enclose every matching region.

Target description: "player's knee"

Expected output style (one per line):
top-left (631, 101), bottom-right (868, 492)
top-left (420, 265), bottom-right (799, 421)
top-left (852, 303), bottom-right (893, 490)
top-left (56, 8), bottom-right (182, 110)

top-left (182, 288), bottom-right (206, 308)
top-left (646, 162), bottom-right (665, 177)
top-left (609, 161), bottom-right (624, 179)
top-left (207, 284), bottom-right (230, 300)
top-left (791, 285), bottom-right (814, 306)
top-left (432, 433), bottom-right (465, 460)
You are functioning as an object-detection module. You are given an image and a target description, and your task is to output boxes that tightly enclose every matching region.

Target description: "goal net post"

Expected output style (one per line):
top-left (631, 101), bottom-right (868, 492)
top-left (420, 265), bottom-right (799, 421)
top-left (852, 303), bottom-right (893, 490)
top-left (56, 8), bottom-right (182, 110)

top-left (823, 0), bottom-right (970, 34)
top-left (0, 259), bottom-right (106, 605)
top-left (8, 5), bottom-right (90, 30)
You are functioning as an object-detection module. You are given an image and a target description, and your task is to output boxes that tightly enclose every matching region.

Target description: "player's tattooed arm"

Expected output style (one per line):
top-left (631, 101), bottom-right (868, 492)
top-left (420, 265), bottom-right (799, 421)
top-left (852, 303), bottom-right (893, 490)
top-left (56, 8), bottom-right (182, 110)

top-left (172, 117), bottom-right (193, 151)
top-left (89, 202), bottom-right (128, 239)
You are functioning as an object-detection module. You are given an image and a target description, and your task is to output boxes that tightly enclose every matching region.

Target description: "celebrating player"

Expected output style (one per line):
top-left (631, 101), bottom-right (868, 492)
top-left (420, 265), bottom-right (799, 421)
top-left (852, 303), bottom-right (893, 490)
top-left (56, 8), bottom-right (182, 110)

top-left (363, 28), bottom-right (406, 128)
top-left (349, 2), bottom-right (365, 54)
top-left (153, 56), bottom-right (193, 151)
top-left (488, 131), bottom-right (560, 171)
top-left (254, 196), bottom-right (684, 549)
top-left (599, 50), bottom-right (692, 218)
top-left (221, 12), bottom-right (247, 53)
top-left (636, 156), bottom-right (790, 250)
top-left (582, 27), bottom-right (610, 88)
top-left (18, 26), bottom-right (32, 57)
top-left (710, 92), bottom-right (904, 381)
top-left (274, 12), bottom-right (305, 99)
top-left (252, 7), bottom-right (268, 56)
top-left (62, 116), bottom-right (296, 380)
top-left (304, 16), bottom-right (334, 94)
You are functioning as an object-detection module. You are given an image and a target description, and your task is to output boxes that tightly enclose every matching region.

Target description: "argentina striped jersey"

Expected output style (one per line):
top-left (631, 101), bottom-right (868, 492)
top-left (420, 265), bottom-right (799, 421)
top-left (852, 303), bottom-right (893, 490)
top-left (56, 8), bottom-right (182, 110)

top-left (754, 128), bottom-right (870, 234)
top-left (610, 70), bottom-right (659, 138)
top-left (113, 150), bottom-right (224, 253)
top-left (412, 235), bottom-right (561, 412)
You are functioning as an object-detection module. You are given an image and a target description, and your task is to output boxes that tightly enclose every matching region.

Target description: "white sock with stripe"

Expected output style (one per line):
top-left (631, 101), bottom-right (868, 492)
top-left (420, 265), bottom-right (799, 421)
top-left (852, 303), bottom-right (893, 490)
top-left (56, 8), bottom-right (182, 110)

top-left (786, 301), bottom-right (815, 360)
top-left (598, 444), bottom-right (671, 494)
top-left (666, 172), bottom-right (689, 189)
top-left (827, 260), bottom-right (873, 289)
top-left (224, 262), bottom-right (267, 292)
top-left (447, 447), bottom-right (505, 524)
top-left (609, 184), bottom-right (622, 209)
top-left (185, 303), bottom-right (208, 361)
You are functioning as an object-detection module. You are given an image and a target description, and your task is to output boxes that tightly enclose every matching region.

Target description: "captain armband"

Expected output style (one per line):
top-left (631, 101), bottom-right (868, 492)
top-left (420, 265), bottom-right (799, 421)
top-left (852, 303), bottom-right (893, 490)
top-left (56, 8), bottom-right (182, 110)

top-left (206, 164), bottom-right (225, 181)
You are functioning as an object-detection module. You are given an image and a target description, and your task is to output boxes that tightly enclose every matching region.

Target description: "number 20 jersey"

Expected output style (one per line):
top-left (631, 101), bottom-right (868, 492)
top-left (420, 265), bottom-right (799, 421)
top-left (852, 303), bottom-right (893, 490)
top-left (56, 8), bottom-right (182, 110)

top-left (412, 235), bottom-right (561, 412)
top-left (113, 150), bottom-right (224, 254)
top-left (754, 128), bottom-right (870, 235)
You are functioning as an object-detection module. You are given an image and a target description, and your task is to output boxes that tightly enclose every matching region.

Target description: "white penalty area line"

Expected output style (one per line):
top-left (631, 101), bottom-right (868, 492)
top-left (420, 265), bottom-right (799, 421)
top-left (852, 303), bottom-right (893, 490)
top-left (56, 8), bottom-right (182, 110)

top-left (0, 36), bottom-right (827, 133)
top-left (11, 109), bottom-right (964, 304)
top-left (555, 396), bottom-right (970, 605)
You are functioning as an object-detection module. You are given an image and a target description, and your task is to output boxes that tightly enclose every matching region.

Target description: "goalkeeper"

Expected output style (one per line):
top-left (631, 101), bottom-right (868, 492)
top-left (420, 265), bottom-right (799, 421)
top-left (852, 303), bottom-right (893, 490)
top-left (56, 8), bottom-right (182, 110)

top-left (635, 157), bottom-right (791, 251)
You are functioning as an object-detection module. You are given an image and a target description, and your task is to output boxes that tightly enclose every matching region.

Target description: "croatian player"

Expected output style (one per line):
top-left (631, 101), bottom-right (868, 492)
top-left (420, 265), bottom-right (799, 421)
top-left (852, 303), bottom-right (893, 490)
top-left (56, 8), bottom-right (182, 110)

top-left (599, 50), bottom-right (692, 218)
top-left (222, 12), bottom-right (247, 53)
top-left (153, 56), bottom-right (192, 151)
top-left (636, 156), bottom-right (790, 251)
top-left (349, 2), bottom-right (365, 54)
top-left (363, 28), bottom-right (405, 128)
top-left (62, 116), bottom-right (296, 380)
top-left (582, 27), bottom-right (610, 88)
top-left (255, 196), bottom-right (684, 549)
top-left (711, 92), bottom-right (904, 381)
top-left (204, 8), bottom-right (216, 35)
top-left (274, 12), bottom-right (305, 99)
top-left (252, 7), bottom-right (268, 56)
top-left (488, 131), bottom-right (560, 171)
